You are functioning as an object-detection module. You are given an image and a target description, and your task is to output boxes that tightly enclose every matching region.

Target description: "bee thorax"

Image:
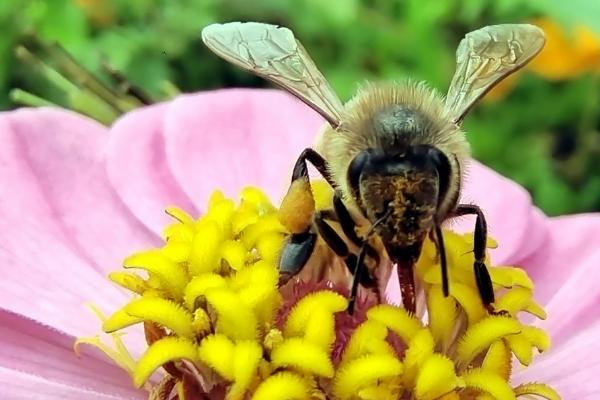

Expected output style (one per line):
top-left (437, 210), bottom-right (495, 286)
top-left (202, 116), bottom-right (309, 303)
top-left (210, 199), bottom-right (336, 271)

top-left (371, 105), bottom-right (429, 150)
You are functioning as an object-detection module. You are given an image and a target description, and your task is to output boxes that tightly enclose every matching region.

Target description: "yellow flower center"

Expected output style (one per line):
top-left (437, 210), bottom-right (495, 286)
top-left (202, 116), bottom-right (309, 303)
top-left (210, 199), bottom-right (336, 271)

top-left (77, 183), bottom-right (560, 400)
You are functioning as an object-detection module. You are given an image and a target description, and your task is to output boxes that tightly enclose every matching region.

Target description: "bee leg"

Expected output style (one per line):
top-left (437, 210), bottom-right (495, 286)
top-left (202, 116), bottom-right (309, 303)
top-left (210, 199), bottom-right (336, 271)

top-left (433, 225), bottom-right (449, 297)
top-left (453, 204), bottom-right (496, 310)
top-left (314, 214), bottom-right (377, 313)
top-left (281, 148), bottom-right (377, 310)
top-left (292, 148), bottom-right (336, 186)
top-left (348, 244), bottom-right (373, 314)
top-left (333, 193), bottom-right (381, 263)
top-left (279, 232), bottom-right (318, 285)
top-left (278, 148), bottom-right (333, 282)
top-left (333, 194), bottom-right (361, 244)
top-left (314, 215), bottom-right (351, 259)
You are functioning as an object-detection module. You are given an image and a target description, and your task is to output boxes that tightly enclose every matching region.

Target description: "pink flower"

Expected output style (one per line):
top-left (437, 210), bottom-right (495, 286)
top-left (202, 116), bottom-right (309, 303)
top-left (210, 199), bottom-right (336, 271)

top-left (0, 89), bottom-right (598, 398)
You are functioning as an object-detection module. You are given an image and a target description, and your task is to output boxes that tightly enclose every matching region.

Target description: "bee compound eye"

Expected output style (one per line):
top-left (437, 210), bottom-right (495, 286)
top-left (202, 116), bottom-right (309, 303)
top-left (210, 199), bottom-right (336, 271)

top-left (347, 150), bottom-right (373, 195)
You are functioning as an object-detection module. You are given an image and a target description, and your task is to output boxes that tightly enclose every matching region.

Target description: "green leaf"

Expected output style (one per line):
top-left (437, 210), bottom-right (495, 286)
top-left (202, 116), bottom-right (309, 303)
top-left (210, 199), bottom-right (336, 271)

top-left (529, 0), bottom-right (600, 34)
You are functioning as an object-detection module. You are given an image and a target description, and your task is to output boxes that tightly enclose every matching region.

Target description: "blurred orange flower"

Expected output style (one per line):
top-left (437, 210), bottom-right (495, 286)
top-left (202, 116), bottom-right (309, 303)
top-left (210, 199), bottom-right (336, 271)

top-left (529, 18), bottom-right (600, 80)
top-left (74, 0), bottom-right (115, 27)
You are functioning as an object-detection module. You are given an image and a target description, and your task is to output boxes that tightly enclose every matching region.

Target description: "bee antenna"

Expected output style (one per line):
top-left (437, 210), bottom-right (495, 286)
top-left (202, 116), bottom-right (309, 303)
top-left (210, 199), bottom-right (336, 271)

top-left (433, 224), bottom-right (449, 297)
top-left (348, 208), bottom-right (392, 314)
top-left (367, 207), bottom-right (392, 238)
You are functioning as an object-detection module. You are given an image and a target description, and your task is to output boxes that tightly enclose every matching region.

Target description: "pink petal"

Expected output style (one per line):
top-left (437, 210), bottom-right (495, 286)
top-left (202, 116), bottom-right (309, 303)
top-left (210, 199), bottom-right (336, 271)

top-left (0, 226), bottom-right (129, 338)
top-left (514, 319), bottom-right (600, 399)
top-left (0, 108), bottom-right (147, 337)
top-left (454, 160), bottom-right (548, 265)
top-left (541, 249), bottom-right (600, 346)
top-left (524, 214), bottom-right (600, 303)
top-left (107, 103), bottom-right (198, 234)
top-left (0, 309), bottom-right (144, 400)
top-left (0, 107), bottom-right (159, 272)
top-left (163, 89), bottom-right (324, 210)
top-left (522, 215), bottom-right (600, 345)
top-left (0, 370), bottom-right (138, 400)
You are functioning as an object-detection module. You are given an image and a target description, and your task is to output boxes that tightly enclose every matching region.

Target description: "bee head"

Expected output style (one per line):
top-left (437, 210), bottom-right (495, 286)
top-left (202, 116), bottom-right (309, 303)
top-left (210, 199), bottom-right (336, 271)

top-left (347, 145), bottom-right (451, 262)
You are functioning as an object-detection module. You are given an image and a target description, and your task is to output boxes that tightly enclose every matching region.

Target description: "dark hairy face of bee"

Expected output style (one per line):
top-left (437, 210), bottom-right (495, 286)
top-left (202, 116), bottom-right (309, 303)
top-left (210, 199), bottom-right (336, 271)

top-left (347, 107), bottom-right (452, 265)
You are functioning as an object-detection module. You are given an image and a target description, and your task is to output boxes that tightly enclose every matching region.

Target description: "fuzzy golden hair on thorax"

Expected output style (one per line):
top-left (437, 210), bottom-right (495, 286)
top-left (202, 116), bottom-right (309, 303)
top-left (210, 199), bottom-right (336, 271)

top-left (316, 80), bottom-right (470, 217)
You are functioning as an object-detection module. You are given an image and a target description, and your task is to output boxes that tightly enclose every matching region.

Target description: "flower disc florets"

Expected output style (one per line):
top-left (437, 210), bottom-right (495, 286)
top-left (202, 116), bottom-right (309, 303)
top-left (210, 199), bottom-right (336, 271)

top-left (79, 184), bottom-right (559, 400)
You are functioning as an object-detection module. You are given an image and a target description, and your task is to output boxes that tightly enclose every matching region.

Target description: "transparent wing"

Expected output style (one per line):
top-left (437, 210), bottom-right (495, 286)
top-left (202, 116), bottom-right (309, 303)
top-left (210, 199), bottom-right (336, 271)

top-left (445, 24), bottom-right (545, 124)
top-left (202, 22), bottom-right (344, 127)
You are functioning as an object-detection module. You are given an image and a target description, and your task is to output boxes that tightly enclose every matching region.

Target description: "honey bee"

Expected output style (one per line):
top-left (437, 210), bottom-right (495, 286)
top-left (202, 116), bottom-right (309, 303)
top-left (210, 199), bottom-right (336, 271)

top-left (202, 22), bottom-right (545, 314)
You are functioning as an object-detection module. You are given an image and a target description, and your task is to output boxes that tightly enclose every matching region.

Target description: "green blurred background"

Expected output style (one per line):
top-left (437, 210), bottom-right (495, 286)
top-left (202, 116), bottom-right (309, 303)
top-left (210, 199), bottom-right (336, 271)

top-left (2, 0), bottom-right (600, 215)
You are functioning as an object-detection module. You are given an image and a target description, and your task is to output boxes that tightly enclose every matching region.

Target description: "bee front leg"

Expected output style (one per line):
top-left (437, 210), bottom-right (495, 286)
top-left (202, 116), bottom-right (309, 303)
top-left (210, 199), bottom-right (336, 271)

top-left (278, 232), bottom-right (318, 285)
top-left (452, 204), bottom-right (496, 311)
top-left (314, 214), bottom-right (378, 311)
top-left (332, 193), bottom-right (380, 265)
top-left (432, 225), bottom-right (449, 297)
top-left (279, 148), bottom-right (377, 312)
top-left (333, 195), bottom-right (362, 245)
top-left (278, 148), bottom-right (336, 284)
top-left (291, 148), bottom-right (337, 187)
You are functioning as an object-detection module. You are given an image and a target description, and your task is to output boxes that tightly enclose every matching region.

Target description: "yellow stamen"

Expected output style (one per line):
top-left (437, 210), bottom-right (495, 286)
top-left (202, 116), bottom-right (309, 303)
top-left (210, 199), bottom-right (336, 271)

top-left (456, 316), bottom-right (522, 366)
top-left (366, 304), bottom-right (422, 343)
top-left (481, 341), bottom-right (512, 380)
top-left (134, 337), bottom-right (199, 387)
top-left (271, 337), bottom-right (335, 378)
top-left (74, 335), bottom-right (136, 375)
top-left (505, 334), bottom-right (534, 366)
top-left (204, 287), bottom-right (258, 340)
top-left (284, 291), bottom-right (347, 338)
top-left (220, 239), bottom-right (248, 271)
top-left (251, 372), bottom-right (310, 400)
top-left (123, 297), bottom-right (196, 338)
top-left (81, 187), bottom-right (558, 399)
top-left (165, 206), bottom-right (195, 225)
top-left (414, 354), bottom-right (462, 400)
top-left (489, 266), bottom-right (534, 289)
top-left (108, 272), bottom-right (148, 294)
top-left (461, 370), bottom-right (515, 400)
top-left (241, 214), bottom-right (287, 248)
top-left (189, 219), bottom-right (222, 275)
top-left (123, 250), bottom-right (188, 298)
top-left (522, 326), bottom-right (551, 353)
top-left (514, 383), bottom-right (561, 400)
top-left (102, 307), bottom-right (143, 333)
top-left (333, 354), bottom-right (403, 400)
top-left (302, 307), bottom-right (337, 350)
top-left (183, 273), bottom-right (227, 310)
top-left (426, 286), bottom-right (458, 348)
top-left (402, 328), bottom-right (436, 388)
top-left (341, 320), bottom-right (394, 363)
top-left (192, 308), bottom-right (212, 335)
top-left (198, 334), bottom-right (236, 380)
top-left (229, 340), bottom-right (263, 400)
